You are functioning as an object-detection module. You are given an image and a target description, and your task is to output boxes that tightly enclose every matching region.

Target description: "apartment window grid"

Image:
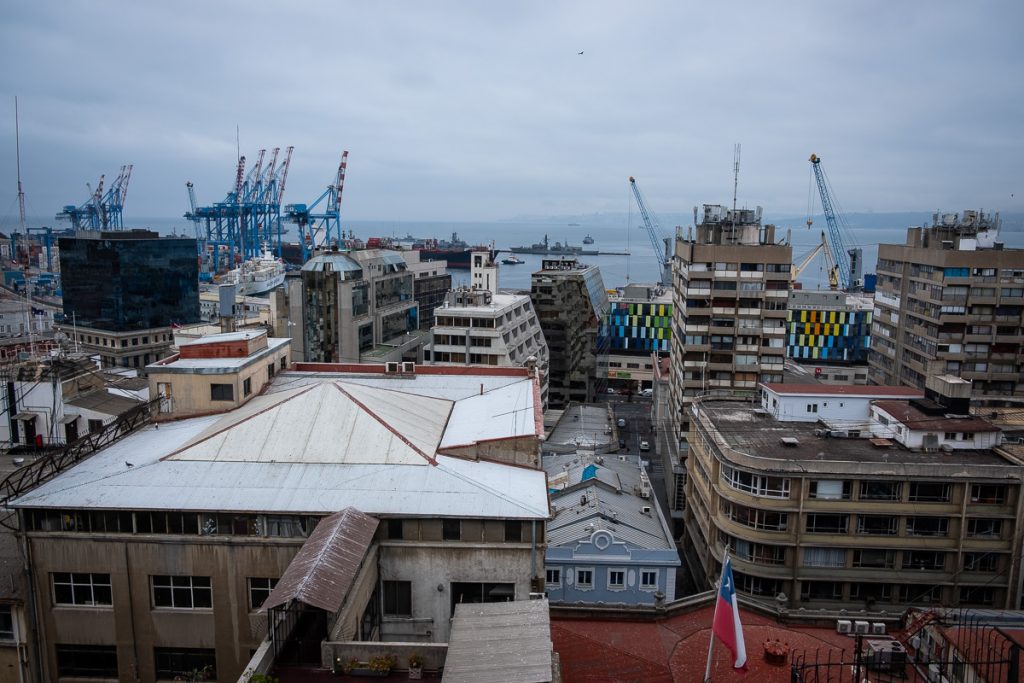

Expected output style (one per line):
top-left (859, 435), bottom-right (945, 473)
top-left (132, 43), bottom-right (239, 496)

top-left (52, 572), bottom-right (112, 606)
top-left (56, 644), bottom-right (119, 678)
top-left (151, 575), bottom-right (212, 609)
top-left (248, 577), bottom-right (278, 610)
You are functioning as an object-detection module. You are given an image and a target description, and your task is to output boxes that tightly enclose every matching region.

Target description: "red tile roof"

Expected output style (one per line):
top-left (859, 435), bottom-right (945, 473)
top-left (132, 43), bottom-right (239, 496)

top-left (760, 383), bottom-right (924, 397)
top-left (551, 604), bottom-right (856, 682)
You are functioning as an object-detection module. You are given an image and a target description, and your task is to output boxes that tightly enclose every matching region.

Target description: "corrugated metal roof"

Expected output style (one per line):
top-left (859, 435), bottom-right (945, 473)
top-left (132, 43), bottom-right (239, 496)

top-left (167, 381), bottom-right (450, 465)
top-left (440, 381), bottom-right (536, 448)
top-left (443, 599), bottom-right (553, 683)
top-left (269, 370), bottom-right (529, 402)
top-left (262, 508), bottom-right (377, 612)
top-left (180, 330), bottom-right (266, 346)
top-left (65, 390), bottom-right (143, 416)
top-left (11, 417), bottom-right (549, 519)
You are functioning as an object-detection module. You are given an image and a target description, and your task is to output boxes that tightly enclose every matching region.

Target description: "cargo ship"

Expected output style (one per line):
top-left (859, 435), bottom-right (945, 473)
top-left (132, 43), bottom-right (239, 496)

top-left (219, 247), bottom-right (286, 295)
top-left (509, 234), bottom-right (584, 255)
top-left (415, 232), bottom-right (497, 269)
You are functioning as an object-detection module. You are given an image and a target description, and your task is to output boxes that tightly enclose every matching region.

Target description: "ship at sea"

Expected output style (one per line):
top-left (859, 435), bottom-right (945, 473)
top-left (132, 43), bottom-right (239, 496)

top-left (582, 234), bottom-right (594, 244)
top-left (219, 247), bottom-right (286, 295)
top-left (501, 254), bottom-right (525, 265)
top-left (415, 232), bottom-right (497, 269)
top-left (510, 234), bottom-right (587, 256)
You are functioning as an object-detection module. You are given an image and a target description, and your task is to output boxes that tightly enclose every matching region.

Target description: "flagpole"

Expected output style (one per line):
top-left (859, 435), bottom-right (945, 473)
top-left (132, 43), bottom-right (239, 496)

top-left (705, 550), bottom-right (730, 683)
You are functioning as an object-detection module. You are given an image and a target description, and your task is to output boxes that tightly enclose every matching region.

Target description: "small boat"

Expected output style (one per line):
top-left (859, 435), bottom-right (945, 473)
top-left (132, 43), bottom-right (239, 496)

top-left (501, 255), bottom-right (525, 265)
top-left (582, 234), bottom-right (594, 244)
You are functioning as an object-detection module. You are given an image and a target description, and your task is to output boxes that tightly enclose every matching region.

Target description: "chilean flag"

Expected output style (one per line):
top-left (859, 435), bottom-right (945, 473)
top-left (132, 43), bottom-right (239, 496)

top-left (712, 556), bottom-right (748, 671)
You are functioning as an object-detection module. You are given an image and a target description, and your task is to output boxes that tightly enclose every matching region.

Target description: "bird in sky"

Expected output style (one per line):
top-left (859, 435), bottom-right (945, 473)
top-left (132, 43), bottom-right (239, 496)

top-left (578, 51), bottom-right (584, 55)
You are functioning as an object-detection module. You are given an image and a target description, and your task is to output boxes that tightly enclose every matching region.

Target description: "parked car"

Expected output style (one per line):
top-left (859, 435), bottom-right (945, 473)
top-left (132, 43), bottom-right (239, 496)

top-left (639, 440), bottom-right (650, 452)
top-left (617, 418), bottom-right (626, 428)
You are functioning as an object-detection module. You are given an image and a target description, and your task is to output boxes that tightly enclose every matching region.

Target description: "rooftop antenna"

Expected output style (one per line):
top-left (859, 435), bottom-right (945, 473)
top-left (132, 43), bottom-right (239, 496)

top-left (15, 96), bottom-right (27, 235)
top-left (730, 143), bottom-right (741, 242)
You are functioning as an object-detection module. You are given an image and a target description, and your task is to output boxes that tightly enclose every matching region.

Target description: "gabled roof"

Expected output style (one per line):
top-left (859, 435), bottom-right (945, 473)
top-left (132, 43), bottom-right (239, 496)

top-left (262, 508), bottom-right (378, 613)
top-left (166, 380), bottom-right (451, 465)
top-left (872, 400), bottom-right (1000, 433)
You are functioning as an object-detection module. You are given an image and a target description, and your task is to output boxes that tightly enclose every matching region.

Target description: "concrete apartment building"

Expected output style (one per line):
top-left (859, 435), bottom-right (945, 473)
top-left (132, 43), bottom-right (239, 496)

top-left (400, 250), bottom-right (452, 330)
top-left (10, 361), bottom-right (548, 682)
top-left (786, 289), bottom-right (872, 365)
top-left (424, 251), bottom-right (549, 406)
top-left (603, 283), bottom-right (671, 392)
top-left (669, 205), bottom-right (792, 440)
top-left (869, 210), bottom-right (1024, 403)
top-left (301, 248), bottom-right (421, 364)
top-left (684, 380), bottom-right (1024, 612)
top-left (531, 258), bottom-right (608, 409)
top-left (55, 230), bottom-right (200, 370)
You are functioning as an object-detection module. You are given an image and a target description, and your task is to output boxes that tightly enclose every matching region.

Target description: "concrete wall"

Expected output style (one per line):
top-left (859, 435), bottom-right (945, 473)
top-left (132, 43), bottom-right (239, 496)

top-left (26, 533), bottom-right (304, 683)
top-left (441, 435), bottom-right (540, 468)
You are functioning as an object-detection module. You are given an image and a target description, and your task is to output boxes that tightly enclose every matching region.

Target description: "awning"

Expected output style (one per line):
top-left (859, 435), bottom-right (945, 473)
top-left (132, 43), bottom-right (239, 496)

top-left (262, 507), bottom-right (378, 613)
top-left (12, 412), bottom-right (39, 421)
top-left (59, 415), bottom-right (80, 424)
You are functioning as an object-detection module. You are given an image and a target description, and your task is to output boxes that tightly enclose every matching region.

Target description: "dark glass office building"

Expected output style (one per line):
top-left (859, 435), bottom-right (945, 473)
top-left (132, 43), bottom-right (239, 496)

top-left (59, 231), bottom-right (200, 331)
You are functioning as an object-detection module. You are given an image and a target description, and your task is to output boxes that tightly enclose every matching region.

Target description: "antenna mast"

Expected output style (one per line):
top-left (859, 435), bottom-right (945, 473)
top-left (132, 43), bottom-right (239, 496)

top-left (15, 97), bottom-right (27, 235)
top-left (730, 143), bottom-right (741, 242)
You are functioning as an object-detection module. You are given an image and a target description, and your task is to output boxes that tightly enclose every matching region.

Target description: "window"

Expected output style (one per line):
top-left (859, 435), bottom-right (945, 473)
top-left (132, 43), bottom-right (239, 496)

top-left (243, 377), bottom-right (252, 397)
top-left (640, 570), bottom-right (658, 589)
top-left (897, 585), bottom-right (942, 604)
top-left (734, 570), bottom-right (783, 597)
top-left (56, 644), bottom-right (118, 678)
top-left (967, 518), bottom-right (1002, 538)
top-left (808, 480), bottom-right (850, 500)
top-left (963, 553), bottom-right (997, 572)
top-left (88, 418), bottom-right (104, 434)
top-left (387, 519), bottom-right (404, 540)
top-left (575, 568), bottom-right (594, 589)
top-left (0, 605), bottom-right (12, 640)
top-left (720, 465), bottom-right (790, 498)
top-left (906, 517), bottom-right (949, 537)
top-left (151, 576), bottom-right (212, 609)
top-left (720, 501), bottom-right (787, 531)
top-left (902, 551), bottom-right (945, 571)
top-left (959, 587), bottom-right (995, 606)
top-left (608, 569), bottom-right (625, 590)
top-left (248, 577), bottom-right (278, 610)
top-left (806, 403), bottom-right (818, 413)
top-left (210, 383), bottom-right (234, 401)
top-left (280, 357), bottom-right (287, 370)
top-left (853, 549), bottom-right (895, 569)
top-left (504, 520), bottom-right (523, 542)
top-left (971, 484), bottom-right (1007, 504)
top-left (803, 547), bottom-right (845, 568)
top-left (545, 568), bottom-right (561, 587)
top-left (908, 482), bottom-right (951, 502)
top-left (154, 647), bottom-right (216, 680)
top-left (859, 481), bottom-right (901, 501)
top-left (725, 534), bottom-right (786, 566)
top-left (857, 516), bottom-right (898, 535)
top-left (801, 581), bottom-right (842, 601)
top-left (53, 572), bottom-right (112, 606)
top-left (805, 514), bottom-right (848, 534)
top-left (383, 580), bottom-right (411, 616)
top-left (850, 583), bottom-right (892, 602)
top-left (442, 519), bottom-right (461, 541)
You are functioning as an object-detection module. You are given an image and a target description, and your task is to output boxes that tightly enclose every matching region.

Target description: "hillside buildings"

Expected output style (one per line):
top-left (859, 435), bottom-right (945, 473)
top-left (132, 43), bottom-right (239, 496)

top-left (869, 210), bottom-right (1024, 402)
top-left (603, 283), bottom-right (671, 391)
top-left (55, 230), bottom-right (200, 370)
top-left (668, 205), bottom-right (792, 439)
top-left (10, 362), bottom-right (548, 682)
top-left (684, 380), bottom-right (1024, 612)
top-left (531, 258), bottom-right (608, 408)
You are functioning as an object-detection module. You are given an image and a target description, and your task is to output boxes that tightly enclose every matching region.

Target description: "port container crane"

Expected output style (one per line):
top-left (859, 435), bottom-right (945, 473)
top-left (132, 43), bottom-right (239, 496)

top-left (790, 230), bottom-right (839, 289)
top-left (808, 154), bottom-right (862, 291)
top-left (285, 151), bottom-right (348, 262)
top-left (56, 164), bottom-right (133, 230)
top-left (627, 176), bottom-right (671, 286)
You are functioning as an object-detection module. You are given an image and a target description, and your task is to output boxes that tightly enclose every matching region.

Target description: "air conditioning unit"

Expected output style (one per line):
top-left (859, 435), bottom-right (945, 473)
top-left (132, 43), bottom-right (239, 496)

top-left (385, 361), bottom-right (400, 373)
top-left (854, 620), bottom-right (870, 634)
top-left (836, 619), bottom-right (853, 634)
top-left (401, 361), bottom-right (415, 373)
top-left (871, 622), bottom-right (886, 635)
top-left (641, 505), bottom-right (652, 515)
top-left (529, 592), bottom-right (546, 600)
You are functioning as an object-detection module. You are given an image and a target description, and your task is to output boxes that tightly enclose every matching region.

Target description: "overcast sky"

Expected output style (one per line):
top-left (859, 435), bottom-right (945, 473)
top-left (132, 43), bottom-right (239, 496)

top-left (1, 1), bottom-right (1021, 225)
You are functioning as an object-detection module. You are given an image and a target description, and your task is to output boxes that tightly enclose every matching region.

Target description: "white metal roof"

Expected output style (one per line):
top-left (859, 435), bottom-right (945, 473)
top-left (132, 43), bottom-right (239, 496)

top-left (441, 381), bottom-right (536, 448)
top-left (179, 330), bottom-right (266, 346)
top-left (11, 416), bottom-right (549, 519)
top-left (270, 369), bottom-right (531, 403)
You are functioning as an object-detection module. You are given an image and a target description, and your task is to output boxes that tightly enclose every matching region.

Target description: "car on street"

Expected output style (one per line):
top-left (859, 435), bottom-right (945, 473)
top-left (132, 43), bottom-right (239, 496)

top-left (616, 418), bottom-right (626, 428)
top-left (640, 440), bottom-right (650, 451)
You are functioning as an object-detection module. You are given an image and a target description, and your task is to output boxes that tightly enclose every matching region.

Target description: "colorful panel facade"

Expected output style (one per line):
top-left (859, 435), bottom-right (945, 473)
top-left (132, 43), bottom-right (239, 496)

top-left (604, 301), bottom-right (673, 354)
top-left (786, 308), bottom-right (871, 362)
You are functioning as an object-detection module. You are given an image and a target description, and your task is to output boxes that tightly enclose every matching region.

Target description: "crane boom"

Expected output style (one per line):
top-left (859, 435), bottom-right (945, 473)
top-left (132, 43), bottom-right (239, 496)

top-left (809, 154), bottom-right (862, 291)
top-left (628, 176), bottom-right (670, 286)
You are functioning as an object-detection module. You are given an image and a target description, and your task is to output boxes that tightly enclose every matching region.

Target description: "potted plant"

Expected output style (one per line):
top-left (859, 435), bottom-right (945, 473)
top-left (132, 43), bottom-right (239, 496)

top-left (408, 652), bottom-right (424, 679)
top-left (367, 654), bottom-right (397, 677)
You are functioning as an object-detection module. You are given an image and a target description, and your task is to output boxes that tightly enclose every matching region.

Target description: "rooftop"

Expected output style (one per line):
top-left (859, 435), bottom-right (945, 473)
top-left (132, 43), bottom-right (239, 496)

top-left (697, 399), bottom-right (1020, 470)
top-left (66, 389), bottom-right (144, 415)
top-left (443, 599), bottom-right (554, 683)
top-left (178, 329), bottom-right (267, 346)
top-left (761, 383), bottom-right (923, 398)
top-left (873, 399), bottom-right (1001, 433)
top-left (149, 337), bottom-right (289, 371)
top-left (544, 404), bottom-right (612, 451)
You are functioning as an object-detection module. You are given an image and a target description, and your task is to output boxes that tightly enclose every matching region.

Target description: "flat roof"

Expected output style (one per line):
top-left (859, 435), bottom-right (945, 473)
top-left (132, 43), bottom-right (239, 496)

top-left (150, 337), bottom-right (289, 371)
top-left (698, 399), bottom-right (1016, 469)
top-left (873, 400), bottom-right (1000, 433)
top-left (443, 599), bottom-right (553, 683)
top-left (761, 383), bottom-right (923, 398)
top-left (179, 329), bottom-right (267, 346)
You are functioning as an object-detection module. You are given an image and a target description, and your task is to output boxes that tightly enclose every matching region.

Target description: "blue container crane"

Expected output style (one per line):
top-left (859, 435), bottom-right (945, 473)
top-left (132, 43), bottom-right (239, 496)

top-left (284, 151), bottom-right (348, 262)
top-left (56, 165), bottom-right (133, 230)
top-left (808, 154), bottom-right (863, 291)
top-left (628, 176), bottom-right (671, 286)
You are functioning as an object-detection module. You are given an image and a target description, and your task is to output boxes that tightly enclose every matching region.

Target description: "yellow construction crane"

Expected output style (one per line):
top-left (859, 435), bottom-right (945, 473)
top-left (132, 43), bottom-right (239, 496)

top-left (791, 230), bottom-right (839, 289)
